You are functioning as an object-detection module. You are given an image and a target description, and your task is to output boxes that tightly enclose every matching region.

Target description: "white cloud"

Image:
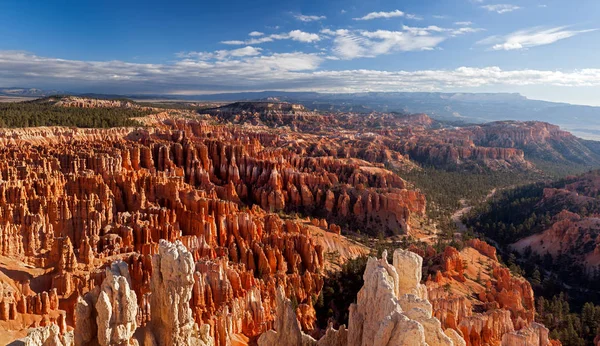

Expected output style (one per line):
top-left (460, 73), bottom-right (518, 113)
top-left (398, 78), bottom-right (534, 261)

top-left (249, 31), bottom-right (264, 37)
top-left (450, 27), bottom-right (485, 35)
top-left (178, 46), bottom-right (263, 60)
top-left (223, 37), bottom-right (274, 45)
top-left (402, 25), bottom-right (484, 37)
top-left (354, 10), bottom-right (406, 20)
top-left (362, 30), bottom-right (446, 53)
top-left (220, 40), bottom-right (246, 45)
top-left (229, 47), bottom-right (262, 57)
top-left (294, 14), bottom-right (326, 22)
top-left (222, 30), bottom-right (320, 45)
top-left (479, 26), bottom-right (597, 50)
top-left (328, 25), bottom-right (482, 59)
top-left (4, 51), bottom-right (600, 94)
top-left (406, 14), bottom-right (424, 20)
top-left (455, 21), bottom-right (473, 26)
top-left (287, 30), bottom-right (321, 43)
top-left (330, 30), bottom-right (370, 59)
top-left (481, 4), bottom-right (521, 14)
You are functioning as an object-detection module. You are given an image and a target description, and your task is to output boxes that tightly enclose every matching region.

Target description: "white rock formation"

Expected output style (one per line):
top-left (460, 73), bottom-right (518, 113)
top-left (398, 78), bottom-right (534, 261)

top-left (445, 329), bottom-right (467, 346)
top-left (502, 322), bottom-right (550, 346)
top-left (316, 324), bottom-right (348, 346)
top-left (351, 248), bottom-right (459, 346)
top-left (257, 286), bottom-right (317, 346)
top-left (23, 324), bottom-right (73, 346)
top-left (96, 261), bottom-right (138, 346)
top-left (258, 248), bottom-right (464, 346)
top-left (151, 239), bottom-right (211, 346)
top-left (348, 249), bottom-right (427, 346)
top-left (74, 260), bottom-right (138, 346)
top-left (192, 323), bottom-right (217, 346)
top-left (22, 240), bottom-right (214, 346)
top-left (393, 249), bottom-right (428, 299)
top-left (74, 295), bottom-right (96, 346)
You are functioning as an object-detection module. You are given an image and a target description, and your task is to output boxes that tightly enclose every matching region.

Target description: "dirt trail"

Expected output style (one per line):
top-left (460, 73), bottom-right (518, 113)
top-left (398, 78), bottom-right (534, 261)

top-left (452, 188), bottom-right (497, 232)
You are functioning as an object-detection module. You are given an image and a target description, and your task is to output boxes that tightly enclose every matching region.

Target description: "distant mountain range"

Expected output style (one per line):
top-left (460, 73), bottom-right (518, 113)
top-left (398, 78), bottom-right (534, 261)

top-left (0, 87), bottom-right (65, 97)
top-left (173, 91), bottom-right (600, 140)
top-left (3, 88), bottom-right (600, 140)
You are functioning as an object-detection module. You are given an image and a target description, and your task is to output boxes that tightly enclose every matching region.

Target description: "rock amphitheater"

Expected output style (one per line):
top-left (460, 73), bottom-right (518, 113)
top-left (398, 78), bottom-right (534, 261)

top-left (0, 101), bottom-right (560, 345)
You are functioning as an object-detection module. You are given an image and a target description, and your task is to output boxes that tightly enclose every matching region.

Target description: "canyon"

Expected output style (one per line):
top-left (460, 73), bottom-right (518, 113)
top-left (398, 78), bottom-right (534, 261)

top-left (507, 171), bottom-right (600, 273)
top-left (0, 98), bottom-right (582, 345)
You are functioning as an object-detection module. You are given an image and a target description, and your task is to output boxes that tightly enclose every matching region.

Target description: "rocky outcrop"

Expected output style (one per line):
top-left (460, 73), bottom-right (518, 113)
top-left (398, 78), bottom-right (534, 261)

top-left (150, 239), bottom-right (197, 346)
top-left (257, 286), bottom-right (317, 346)
top-left (96, 262), bottom-right (138, 346)
top-left (443, 247), bottom-right (465, 282)
top-left (347, 249), bottom-right (454, 346)
top-left (427, 244), bottom-right (551, 346)
top-left (54, 96), bottom-right (141, 109)
top-left (74, 261), bottom-right (138, 346)
top-left (206, 102), bottom-right (314, 128)
top-left (22, 324), bottom-right (73, 346)
top-left (502, 322), bottom-right (550, 346)
top-left (512, 210), bottom-right (600, 273)
top-left (466, 239), bottom-right (497, 261)
top-left (261, 248), bottom-right (462, 346)
top-left (72, 241), bottom-right (215, 346)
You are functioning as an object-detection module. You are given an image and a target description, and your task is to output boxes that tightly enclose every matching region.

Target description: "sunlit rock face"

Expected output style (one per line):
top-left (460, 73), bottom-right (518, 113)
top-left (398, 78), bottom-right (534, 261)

top-left (260, 248), bottom-right (463, 346)
top-left (150, 239), bottom-right (196, 346)
top-left (427, 241), bottom-right (552, 346)
top-left (346, 249), bottom-right (455, 346)
top-left (72, 260), bottom-right (138, 346)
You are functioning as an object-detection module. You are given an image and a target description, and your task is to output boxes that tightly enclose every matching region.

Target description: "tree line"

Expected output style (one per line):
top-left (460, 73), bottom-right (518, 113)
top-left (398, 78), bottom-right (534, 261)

top-left (0, 100), bottom-right (149, 128)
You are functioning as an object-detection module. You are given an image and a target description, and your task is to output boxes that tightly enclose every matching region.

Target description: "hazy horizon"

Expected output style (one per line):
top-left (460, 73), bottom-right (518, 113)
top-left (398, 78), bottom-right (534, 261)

top-left (4, 87), bottom-right (600, 109)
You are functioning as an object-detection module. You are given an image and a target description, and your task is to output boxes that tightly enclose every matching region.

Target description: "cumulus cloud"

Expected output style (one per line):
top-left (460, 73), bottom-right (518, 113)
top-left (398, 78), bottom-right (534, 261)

top-left (294, 14), bottom-right (326, 22)
top-left (222, 30), bottom-right (320, 45)
top-left (479, 26), bottom-right (597, 50)
top-left (249, 31), bottom-right (264, 37)
top-left (2, 51), bottom-right (600, 93)
top-left (481, 4), bottom-right (521, 14)
top-left (287, 30), bottom-right (321, 43)
top-left (354, 9), bottom-right (413, 21)
top-left (455, 21), bottom-right (473, 26)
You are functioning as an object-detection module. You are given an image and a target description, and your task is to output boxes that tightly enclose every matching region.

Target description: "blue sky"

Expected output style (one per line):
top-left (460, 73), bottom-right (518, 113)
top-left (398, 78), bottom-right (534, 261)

top-left (1, 0), bottom-right (599, 105)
